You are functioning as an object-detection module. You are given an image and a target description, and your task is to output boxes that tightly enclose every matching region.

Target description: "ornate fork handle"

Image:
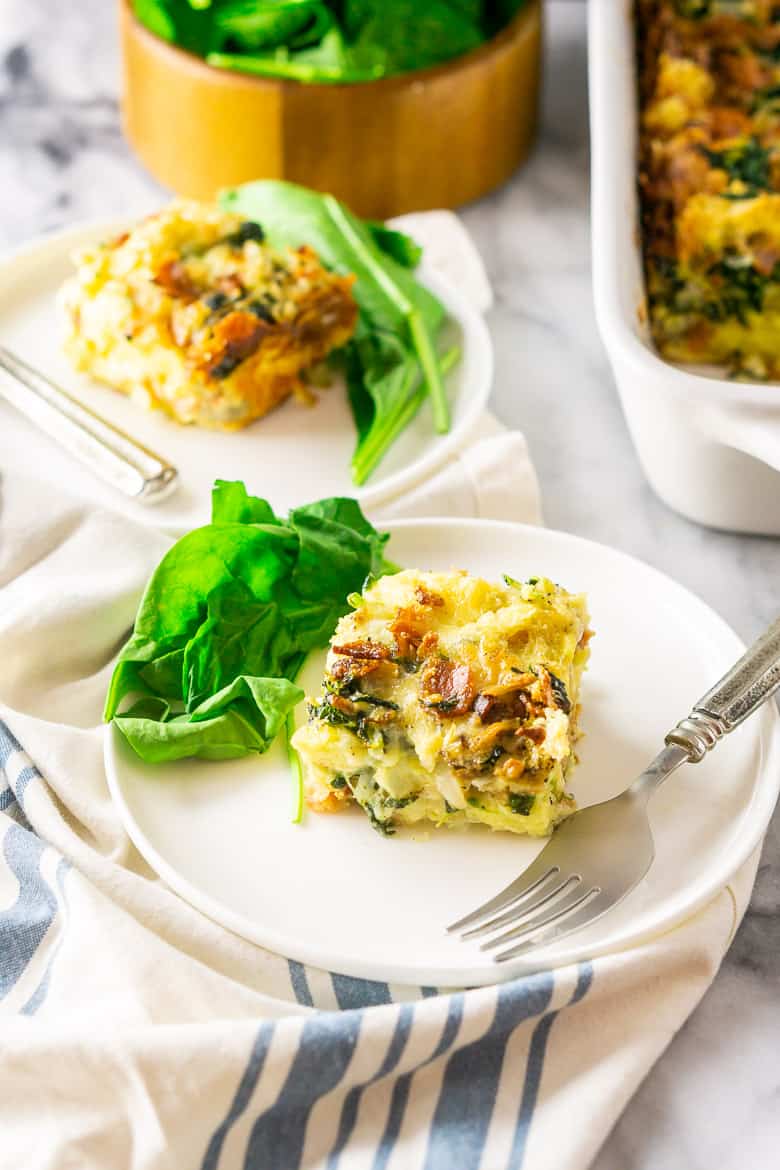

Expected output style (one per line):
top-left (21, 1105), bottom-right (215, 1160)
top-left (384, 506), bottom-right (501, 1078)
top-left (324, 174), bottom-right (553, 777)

top-left (666, 616), bottom-right (780, 763)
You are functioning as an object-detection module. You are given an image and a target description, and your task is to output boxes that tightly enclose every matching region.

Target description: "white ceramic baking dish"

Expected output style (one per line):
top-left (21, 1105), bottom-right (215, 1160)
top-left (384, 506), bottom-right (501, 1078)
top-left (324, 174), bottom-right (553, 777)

top-left (589, 0), bottom-right (780, 535)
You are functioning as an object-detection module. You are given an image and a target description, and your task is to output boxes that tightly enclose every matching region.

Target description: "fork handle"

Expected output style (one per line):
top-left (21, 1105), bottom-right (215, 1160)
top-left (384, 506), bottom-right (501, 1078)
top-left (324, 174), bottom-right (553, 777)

top-left (0, 345), bottom-right (178, 503)
top-left (665, 615), bottom-right (780, 762)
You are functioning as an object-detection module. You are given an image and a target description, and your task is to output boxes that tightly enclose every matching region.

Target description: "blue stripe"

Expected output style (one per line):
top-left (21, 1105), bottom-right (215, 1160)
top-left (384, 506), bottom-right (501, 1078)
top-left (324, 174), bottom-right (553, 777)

top-left (288, 960), bottom-right (314, 1007)
top-left (508, 962), bottom-right (594, 1170)
top-left (422, 972), bottom-right (555, 1170)
top-left (244, 1011), bottom-right (362, 1170)
top-left (327, 1004), bottom-right (414, 1169)
top-left (13, 765), bottom-right (39, 810)
top-left (331, 974), bottom-right (392, 1010)
top-left (570, 960), bottom-right (594, 1005)
top-left (421, 986), bottom-right (438, 998)
top-left (5, 800), bottom-right (33, 833)
top-left (0, 824), bottom-right (59, 998)
top-left (201, 1022), bottom-right (275, 1170)
top-left (20, 859), bottom-right (72, 1016)
top-left (0, 724), bottom-right (22, 767)
top-left (373, 993), bottom-right (465, 1170)
top-left (0, 788), bottom-right (16, 811)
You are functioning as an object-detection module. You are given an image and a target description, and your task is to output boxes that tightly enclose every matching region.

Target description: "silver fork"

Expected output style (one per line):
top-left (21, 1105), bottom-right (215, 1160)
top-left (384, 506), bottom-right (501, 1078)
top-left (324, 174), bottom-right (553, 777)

top-left (448, 615), bottom-right (780, 964)
top-left (0, 345), bottom-right (178, 503)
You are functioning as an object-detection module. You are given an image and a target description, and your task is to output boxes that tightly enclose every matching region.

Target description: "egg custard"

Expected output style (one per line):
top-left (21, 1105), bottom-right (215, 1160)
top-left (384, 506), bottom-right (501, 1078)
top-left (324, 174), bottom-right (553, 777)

top-left (59, 200), bottom-right (357, 429)
top-left (637, 1), bottom-right (780, 379)
top-left (292, 569), bottom-right (592, 837)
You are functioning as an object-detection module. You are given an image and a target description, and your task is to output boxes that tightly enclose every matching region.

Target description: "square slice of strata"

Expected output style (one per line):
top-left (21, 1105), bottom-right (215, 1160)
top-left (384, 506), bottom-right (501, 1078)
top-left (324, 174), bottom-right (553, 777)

top-left (59, 200), bottom-right (358, 429)
top-left (292, 568), bottom-right (592, 837)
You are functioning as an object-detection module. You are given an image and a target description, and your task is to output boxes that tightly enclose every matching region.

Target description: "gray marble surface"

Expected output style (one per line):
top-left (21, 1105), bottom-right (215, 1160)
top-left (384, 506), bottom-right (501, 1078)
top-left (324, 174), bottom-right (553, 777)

top-left (0, 1), bottom-right (777, 1165)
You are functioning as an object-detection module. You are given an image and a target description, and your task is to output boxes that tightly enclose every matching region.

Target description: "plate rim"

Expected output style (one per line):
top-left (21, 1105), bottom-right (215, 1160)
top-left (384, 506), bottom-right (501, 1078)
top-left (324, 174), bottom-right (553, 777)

top-left (104, 517), bottom-right (780, 986)
top-left (0, 216), bottom-right (494, 520)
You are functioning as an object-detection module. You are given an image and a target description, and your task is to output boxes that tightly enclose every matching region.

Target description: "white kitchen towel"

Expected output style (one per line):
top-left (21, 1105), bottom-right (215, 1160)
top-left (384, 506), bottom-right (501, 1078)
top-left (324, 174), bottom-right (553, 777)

top-left (0, 463), bottom-right (759, 1170)
top-left (0, 207), bottom-right (759, 1170)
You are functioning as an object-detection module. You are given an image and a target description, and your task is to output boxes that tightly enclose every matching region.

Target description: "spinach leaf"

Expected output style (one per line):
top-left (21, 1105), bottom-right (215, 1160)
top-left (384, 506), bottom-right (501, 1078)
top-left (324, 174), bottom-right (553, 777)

top-left (105, 480), bottom-right (392, 764)
top-left (349, 340), bottom-right (460, 484)
top-left (343, 0), bottom-right (483, 76)
top-left (219, 180), bottom-right (452, 477)
top-left (509, 792), bottom-right (535, 816)
top-left (115, 676), bottom-right (302, 762)
top-left (135, 0), bottom-right (216, 56)
top-left (367, 222), bottom-right (423, 269)
top-left (345, 325), bottom-right (421, 482)
top-left (210, 478), bottom-right (280, 524)
top-left (701, 138), bottom-right (772, 198)
top-left (133, 0), bottom-right (176, 41)
top-left (133, 1), bottom-right (529, 82)
top-left (208, 30), bottom-right (369, 83)
top-left (212, 0), bottom-right (329, 52)
top-left (208, 12), bottom-right (351, 82)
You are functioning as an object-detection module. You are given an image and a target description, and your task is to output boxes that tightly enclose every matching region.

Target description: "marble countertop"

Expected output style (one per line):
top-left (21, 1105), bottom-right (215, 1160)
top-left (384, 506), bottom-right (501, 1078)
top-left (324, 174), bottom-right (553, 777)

top-left (1, 1), bottom-right (777, 1165)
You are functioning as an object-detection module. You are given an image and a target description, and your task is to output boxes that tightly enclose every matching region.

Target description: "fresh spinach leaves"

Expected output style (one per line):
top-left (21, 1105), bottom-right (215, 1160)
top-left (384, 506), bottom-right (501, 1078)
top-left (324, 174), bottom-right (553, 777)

top-left (220, 179), bottom-right (452, 481)
top-left (132, 1), bottom-right (528, 83)
top-left (105, 480), bottom-right (392, 763)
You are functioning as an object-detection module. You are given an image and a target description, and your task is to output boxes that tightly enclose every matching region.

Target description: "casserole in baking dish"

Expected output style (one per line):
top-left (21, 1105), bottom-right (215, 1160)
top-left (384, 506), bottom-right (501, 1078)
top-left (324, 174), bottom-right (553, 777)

top-left (637, 0), bottom-right (780, 380)
top-left (590, 0), bottom-right (780, 534)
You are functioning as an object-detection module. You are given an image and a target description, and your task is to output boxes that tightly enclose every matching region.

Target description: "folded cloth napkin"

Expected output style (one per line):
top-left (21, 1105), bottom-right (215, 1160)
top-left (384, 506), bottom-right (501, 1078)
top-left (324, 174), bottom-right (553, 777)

top-left (0, 213), bottom-right (759, 1170)
top-left (0, 462), bottom-right (759, 1170)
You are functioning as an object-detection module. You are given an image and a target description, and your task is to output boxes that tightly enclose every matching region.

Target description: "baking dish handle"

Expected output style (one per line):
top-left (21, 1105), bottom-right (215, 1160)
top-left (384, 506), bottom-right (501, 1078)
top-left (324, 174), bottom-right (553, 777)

top-left (698, 406), bottom-right (780, 473)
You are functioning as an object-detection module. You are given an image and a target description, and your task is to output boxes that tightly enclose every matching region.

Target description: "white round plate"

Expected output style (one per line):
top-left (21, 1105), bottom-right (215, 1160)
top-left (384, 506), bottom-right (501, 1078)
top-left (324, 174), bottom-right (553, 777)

top-left (0, 222), bottom-right (492, 530)
top-left (105, 519), bottom-right (780, 987)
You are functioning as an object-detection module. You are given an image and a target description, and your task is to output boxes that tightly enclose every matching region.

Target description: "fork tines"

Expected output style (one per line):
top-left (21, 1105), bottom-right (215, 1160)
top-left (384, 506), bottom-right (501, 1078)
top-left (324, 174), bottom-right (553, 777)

top-left (447, 865), bottom-right (602, 963)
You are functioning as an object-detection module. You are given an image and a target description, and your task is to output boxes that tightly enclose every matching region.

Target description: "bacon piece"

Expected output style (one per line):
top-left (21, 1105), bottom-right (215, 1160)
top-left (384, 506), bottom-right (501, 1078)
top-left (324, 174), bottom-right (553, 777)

top-left (535, 669), bottom-right (554, 709)
top-left (332, 641), bottom-right (392, 661)
top-left (329, 658), bottom-right (381, 682)
top-left (474, 689), bottom-right (528, 725)
top-left (414, 586), bottom-right (444, 608)
top-left (206, 311), bottom-right (271, 378)
top-left (716, 50), bottom-right (769, 94)
top-left (421, 659), bottom-right (474, 717)
top-left (521, 725), bottom-right (546, 746)
top-left (474, 674), bottom-right (537, 724)
top-left (216, 273), bottom-right (245, 299)
top-left (753, 246), bottom-right (780, 277)
top-left (389, 606), bottom-right (426, 658)
top-left (155, 258), bottom-right (198, 299)
top-left (706, 106), bottom-right (752, 141)
top-left (418, 631), bottom-right (439, 658)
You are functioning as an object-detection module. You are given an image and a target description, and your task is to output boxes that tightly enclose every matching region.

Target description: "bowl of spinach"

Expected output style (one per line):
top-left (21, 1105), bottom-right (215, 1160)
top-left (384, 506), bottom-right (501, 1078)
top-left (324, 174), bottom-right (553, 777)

top-left (120, 0), bottom-right (541, 216)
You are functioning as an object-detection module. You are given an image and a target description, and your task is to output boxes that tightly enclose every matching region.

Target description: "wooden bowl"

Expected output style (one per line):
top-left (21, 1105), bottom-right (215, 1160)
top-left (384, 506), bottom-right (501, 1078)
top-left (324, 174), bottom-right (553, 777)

top-left (119, 0), bottom-right (542, 219)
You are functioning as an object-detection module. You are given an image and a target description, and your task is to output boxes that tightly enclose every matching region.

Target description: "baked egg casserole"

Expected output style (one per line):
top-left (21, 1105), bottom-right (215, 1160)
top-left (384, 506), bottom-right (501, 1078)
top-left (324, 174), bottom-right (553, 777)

top-left (292, 569), bottom-right (592, 837)
top-left (638, 0), bottom-right (780, 379)
top-left (59, 200), bottom-right (358, 428)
